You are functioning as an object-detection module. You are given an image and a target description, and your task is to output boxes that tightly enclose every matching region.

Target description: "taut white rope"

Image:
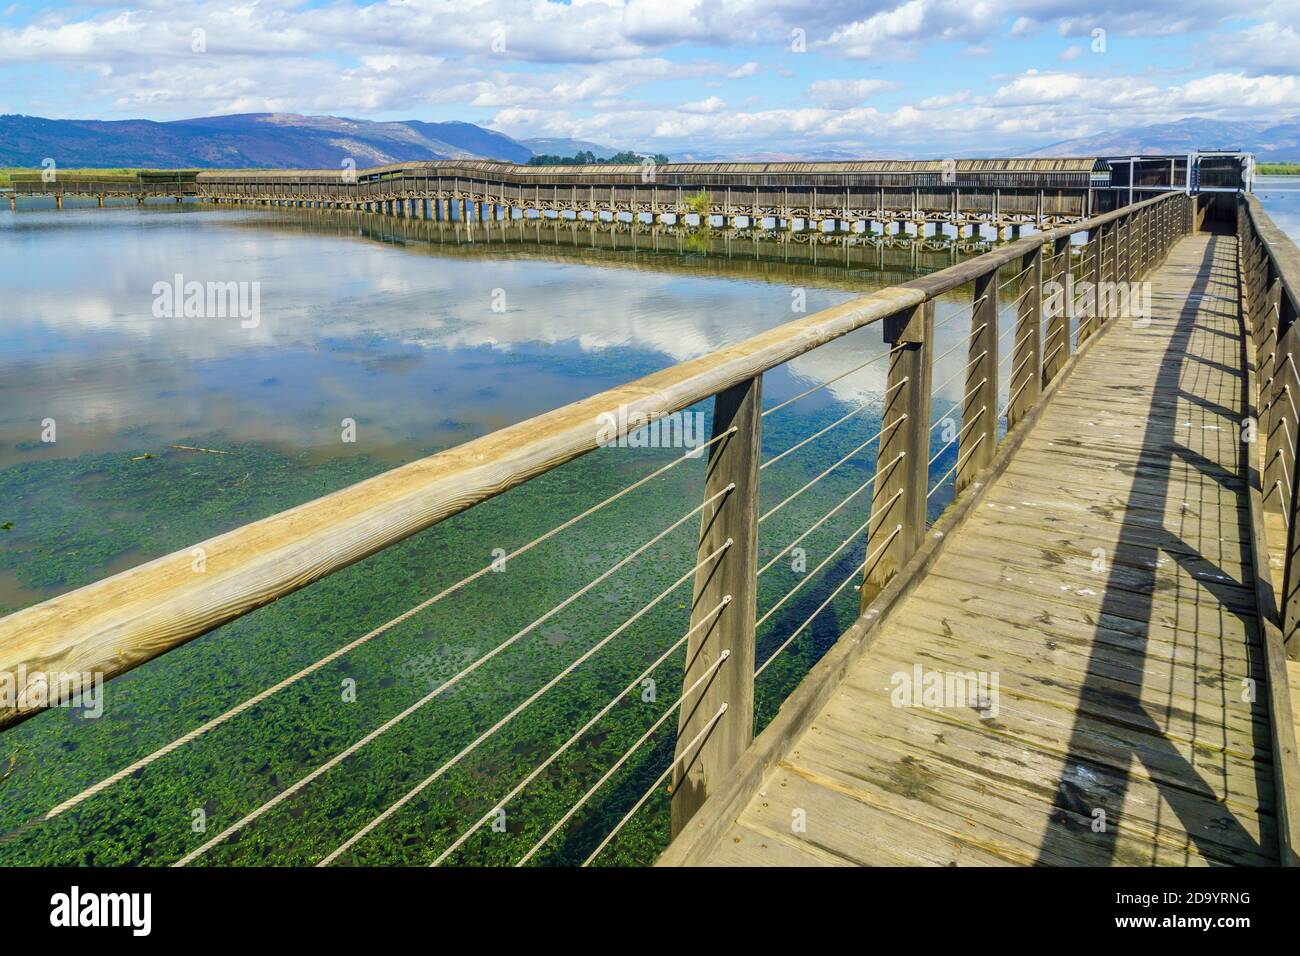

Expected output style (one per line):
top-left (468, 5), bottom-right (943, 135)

top-left (580, 704), bottom-right (728, 866)
top-left (26, 427), bottom-right (737, 833)
top-left (426, 596), bottom-right (731, 866)
top-left (762, 345), bottom-right (901, 419)
top-left (758, 480), bottom-right (901, 579)
top-left (759, 417), bottom-right (906, 524)
top-left (172, 485), bottom-right (732, 866)
top-left (756, 503), bottom-right (886, 628)
top-left (516, 657), bottom-right (731, 866)
top-left (754, 527), bottom-right (900, 676)
top-left (318, 540), bottom-right (731, 865)
top-left (761, 378), bottom-right (907, 471)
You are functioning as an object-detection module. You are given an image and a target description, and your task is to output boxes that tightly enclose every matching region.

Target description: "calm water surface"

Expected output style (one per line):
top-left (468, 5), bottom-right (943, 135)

top-left (0, 201), bottom-right (1017, 867)
top-left (1255, 175), bottom-right (1300, 244)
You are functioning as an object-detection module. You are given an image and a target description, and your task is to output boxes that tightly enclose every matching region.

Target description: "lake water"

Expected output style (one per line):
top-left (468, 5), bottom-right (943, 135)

top-left (0, 200), bottom-right (1069, 866)
top-left (1255, 175), bottom-right (1300, 245)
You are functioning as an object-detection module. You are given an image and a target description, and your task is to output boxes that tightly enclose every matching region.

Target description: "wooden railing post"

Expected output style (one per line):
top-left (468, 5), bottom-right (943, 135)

top-left (861, 301), bottom-right (933, 608)
top-left (1043, 236), bottom-right (1071, 385)
top-left (1007, 245), bottom-right (1043, 430)
top-left (1108, 216), bottom-right (1120, 285)
top-left (1263, 290), bottom-right (1292, 514)
top-left (1277, 317), bottom-right (1300, 649)
top-left (1165, 198), bottom-right (1173, 258)
top-left (671, 376), bottom-right (760, 835)
top-left (1125, 211), bottom-right (1136, 282)
top-left (1149, 204), bottom-right (1159, 273)
top-left (1117, 214), bottom-right (1129, 286)
top-left (1153, 200), bottom-right (1163, 263)
top-left (1134, 206), bottom-right (1145, 276)
top-left (1078, 226), bottom-right (1103, 345)
top-left (957, 269), bottom-right (998, 493)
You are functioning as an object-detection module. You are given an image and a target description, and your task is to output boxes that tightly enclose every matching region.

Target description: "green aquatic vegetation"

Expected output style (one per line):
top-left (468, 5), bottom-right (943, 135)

top-left (0, 389), bottom-right (939, 867)
top-left (684, 190), bottom-right (711, 219)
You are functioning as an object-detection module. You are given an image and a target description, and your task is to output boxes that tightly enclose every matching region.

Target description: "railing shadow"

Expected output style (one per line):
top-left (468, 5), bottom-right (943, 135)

top-left (1034, 230), bottom-right (1274, 865)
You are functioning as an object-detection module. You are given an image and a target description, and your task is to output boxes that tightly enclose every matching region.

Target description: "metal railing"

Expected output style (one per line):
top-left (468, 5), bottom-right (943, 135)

top-left (0, 189), bottom-right (1191, 865)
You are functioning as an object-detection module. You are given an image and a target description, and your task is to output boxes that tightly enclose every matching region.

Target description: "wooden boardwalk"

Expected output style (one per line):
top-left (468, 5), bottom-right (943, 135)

top-left (695, 233), bottom-right (1282, 866)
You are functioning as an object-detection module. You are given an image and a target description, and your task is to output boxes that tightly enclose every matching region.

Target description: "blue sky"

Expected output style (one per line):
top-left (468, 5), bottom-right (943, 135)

top-left (1, 1), bottom-right (1297, 157)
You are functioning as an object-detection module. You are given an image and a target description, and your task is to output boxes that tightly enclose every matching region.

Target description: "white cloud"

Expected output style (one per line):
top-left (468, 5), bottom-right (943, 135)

top-left (0, 0), bottom-right (1296, 158)
top-left (804, 78), bottom-right (899, 108)
top-left (1212, 23), bottom-right (1300, 76)
top-left (679, 95), bottom-right (727, 113)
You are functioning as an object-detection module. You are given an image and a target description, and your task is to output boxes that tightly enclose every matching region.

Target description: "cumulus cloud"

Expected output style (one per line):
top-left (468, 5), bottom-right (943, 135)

top-left (0, 0), bottom-right (1296, 157)
top-left (1212, 23), bottom-right (1300, 77)
top-left (804, 78), bottom-right (898, 108)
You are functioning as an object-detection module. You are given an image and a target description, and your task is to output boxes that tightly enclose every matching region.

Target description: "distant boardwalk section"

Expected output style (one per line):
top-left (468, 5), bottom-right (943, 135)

top-left (12, 158), bottom-right (1115, 234)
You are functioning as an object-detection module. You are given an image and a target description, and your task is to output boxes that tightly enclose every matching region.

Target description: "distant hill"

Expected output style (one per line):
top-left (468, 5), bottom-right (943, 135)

top-left (1027, 117), bottom-right (1300, 161)
top-left (7, 111), bottom-right (1298, 171)
top-left (0, 113), bottom-right (533, 168)
top-left (520, 137), bottom-right (623, 158)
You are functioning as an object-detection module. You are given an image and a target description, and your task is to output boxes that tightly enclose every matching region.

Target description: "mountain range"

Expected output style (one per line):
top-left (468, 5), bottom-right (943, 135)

top-left (2, 112), bottom-right (1297, 169)
top-left (1026, 117), bottom-right (1300, 161)
top-left (0, 113), bottom-right (542, 168)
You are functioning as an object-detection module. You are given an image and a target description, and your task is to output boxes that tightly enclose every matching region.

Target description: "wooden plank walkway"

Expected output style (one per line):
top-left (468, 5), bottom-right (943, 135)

top-left (697, 233), bottom-right (1281, 866)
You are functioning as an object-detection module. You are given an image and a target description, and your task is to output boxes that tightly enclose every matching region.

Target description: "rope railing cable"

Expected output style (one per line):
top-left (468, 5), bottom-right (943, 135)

top-left (927, 428), bottom-right (986, 499)
top-left (16, 426), bottom-right (740, 836)
top-left (762, 345), bottom-right (901, 419)
top-left (515, 661), bottom-right (731, 866)
top-left (754, 525), bottom-right (900, 677)
top-left (928, 409), bottom-right (986, 467)
top-left (761, 378), bottom-right (907, 471)
top-left (997, 260), bottom-right (1036, 292)
top-left (319, 539), bottom-right (731, 866)
top-left (997, 283), bottom-right (1036, 320)
top-left (932, 302), bottom-right (983, 335)
top-left (758, 473), bottom-right (902, 578)
top-left (1000, 375), bottom-right (1033, 420)
top-left (759, 416), bottom-right (906, 525)
top-left (426, 596), bottom-right (731, 866)
top-left (929, 351), bottom-right (988, 401)
top-left (578, 703), bottom-right (729, 866)
top-left (172, 484), bottom-right (733, 867)
top-left (929, 378), bottom-right (989, 434)
top-left (1005, 350), bottom-right (1033, 390)
top-left (931, 325), bottom-right (986, 369)
top-left (756, 501), bottom-right (894, 628)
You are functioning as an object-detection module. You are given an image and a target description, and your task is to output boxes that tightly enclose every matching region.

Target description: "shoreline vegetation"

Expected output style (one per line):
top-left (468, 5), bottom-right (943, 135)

top-left (525, 150), bottom-right (670, 166)
top-left (1257, 163), bottom-right (1300, 175)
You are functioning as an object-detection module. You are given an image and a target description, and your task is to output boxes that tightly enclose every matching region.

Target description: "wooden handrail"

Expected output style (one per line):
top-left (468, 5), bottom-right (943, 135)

top-left (1239, 194), bottom-right (1300, 652)
top-left (1236, 192), bottom-right (1300, 865)
top-left (0, 190), bottom-right (1181, 731)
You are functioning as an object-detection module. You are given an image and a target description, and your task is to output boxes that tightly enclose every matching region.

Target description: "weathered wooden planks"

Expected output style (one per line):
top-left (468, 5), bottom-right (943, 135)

top-left (678, 233), bottom-right (1282, 867)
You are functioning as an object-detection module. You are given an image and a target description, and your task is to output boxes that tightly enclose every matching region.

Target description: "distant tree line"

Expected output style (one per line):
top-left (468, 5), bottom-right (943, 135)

top-left (526, 150), bottom-right (670, 166)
